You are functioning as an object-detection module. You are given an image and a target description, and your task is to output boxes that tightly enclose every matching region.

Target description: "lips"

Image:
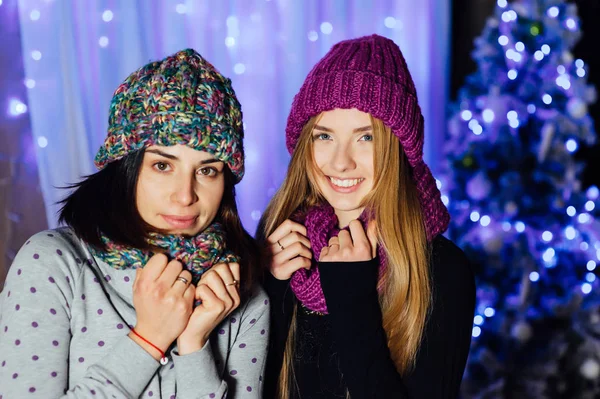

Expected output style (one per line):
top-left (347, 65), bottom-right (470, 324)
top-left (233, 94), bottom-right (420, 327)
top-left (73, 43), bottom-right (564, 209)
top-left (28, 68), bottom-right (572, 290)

top-left (161, 215), bottom-right (198, 229)
top-left (326, 176), bottom-right (365, 193)
top-left (329, 177), bottom-right (364, 188)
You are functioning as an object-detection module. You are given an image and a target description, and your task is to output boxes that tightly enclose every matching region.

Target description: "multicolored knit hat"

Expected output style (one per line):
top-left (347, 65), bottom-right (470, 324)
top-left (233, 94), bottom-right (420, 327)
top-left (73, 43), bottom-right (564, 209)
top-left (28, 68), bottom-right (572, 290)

top-left (95, 49), bottom-right (245, 182)
top-left (285, 34), bottom-right (449, 239)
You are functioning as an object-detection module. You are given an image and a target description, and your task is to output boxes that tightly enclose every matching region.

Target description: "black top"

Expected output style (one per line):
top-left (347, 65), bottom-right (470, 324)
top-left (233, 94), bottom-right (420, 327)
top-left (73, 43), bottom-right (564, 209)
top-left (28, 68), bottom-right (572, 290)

top-left (263, 235), bottom-right (476, 399)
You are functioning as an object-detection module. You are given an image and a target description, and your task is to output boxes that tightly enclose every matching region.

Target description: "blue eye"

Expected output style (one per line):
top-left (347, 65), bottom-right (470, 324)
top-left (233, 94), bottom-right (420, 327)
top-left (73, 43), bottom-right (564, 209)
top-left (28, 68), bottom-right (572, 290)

top-left (313, 133), bottom-right (331, 141)
top-left (360, 134), bottom-right (373, 142)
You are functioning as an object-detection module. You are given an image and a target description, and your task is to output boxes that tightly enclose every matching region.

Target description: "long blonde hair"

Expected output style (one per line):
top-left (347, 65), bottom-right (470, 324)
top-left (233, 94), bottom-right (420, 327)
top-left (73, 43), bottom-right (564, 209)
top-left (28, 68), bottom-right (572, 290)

top-left (258, 114), bottom-right (431, 398)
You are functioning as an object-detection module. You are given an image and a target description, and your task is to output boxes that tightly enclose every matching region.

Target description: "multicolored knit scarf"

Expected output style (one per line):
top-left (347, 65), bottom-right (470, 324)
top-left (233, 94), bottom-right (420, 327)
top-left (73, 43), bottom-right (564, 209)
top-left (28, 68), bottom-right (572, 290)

top-left (90, 222), bottom-right (238, 284)
top-left (289, 204), bottom-right (387, 314)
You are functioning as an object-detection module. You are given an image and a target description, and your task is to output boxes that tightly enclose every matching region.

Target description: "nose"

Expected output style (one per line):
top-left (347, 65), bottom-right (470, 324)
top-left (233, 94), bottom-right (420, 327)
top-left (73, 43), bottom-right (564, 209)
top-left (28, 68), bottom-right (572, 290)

top-left (171, 175), bottom-right (198, 206)
top-left (330, 142), bottom-right (356, 172)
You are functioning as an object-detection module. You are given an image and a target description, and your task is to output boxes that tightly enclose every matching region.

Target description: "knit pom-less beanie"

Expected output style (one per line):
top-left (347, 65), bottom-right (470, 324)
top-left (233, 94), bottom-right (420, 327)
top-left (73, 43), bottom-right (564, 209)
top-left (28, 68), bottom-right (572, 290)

top-left (285, 34), bottom-right (449, 239)
top-left (95, 49), bottom-right (245, 182)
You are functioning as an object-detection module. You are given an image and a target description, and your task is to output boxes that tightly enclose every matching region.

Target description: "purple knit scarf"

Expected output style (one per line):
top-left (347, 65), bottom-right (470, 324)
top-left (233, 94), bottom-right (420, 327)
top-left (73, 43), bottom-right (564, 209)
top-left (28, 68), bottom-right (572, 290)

top-left (290, 204), bottom-right (387, 314)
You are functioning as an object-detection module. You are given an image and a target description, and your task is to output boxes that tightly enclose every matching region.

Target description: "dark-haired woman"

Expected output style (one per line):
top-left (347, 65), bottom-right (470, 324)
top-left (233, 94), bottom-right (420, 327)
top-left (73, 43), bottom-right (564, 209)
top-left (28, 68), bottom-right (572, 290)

top-left (0, 49), bottom-right (268, 398)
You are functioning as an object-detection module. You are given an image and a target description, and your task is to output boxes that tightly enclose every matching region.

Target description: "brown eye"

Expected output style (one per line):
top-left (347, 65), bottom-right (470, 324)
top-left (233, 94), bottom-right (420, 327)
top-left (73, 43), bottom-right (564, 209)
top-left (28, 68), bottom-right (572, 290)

top-left (198, 167), bottom-right (217, 177)
top-left (153, 162), bottom-right (170, 171)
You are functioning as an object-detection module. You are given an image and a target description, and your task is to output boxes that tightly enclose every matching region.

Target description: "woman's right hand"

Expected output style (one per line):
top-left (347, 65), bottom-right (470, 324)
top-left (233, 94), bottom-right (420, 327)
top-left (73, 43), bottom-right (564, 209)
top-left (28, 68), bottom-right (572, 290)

top-left (129, 253), bottom-right (195, 359)
top-left (266, 219), bottom-right (312, 280)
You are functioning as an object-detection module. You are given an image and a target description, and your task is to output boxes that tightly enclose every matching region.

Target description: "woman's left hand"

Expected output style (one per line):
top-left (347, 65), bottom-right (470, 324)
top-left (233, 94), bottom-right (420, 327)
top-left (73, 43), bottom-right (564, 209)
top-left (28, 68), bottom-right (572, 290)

top-left (319, 220), bottom-right (378, 262)
top-left (176, 262), bottom-right (241, 355)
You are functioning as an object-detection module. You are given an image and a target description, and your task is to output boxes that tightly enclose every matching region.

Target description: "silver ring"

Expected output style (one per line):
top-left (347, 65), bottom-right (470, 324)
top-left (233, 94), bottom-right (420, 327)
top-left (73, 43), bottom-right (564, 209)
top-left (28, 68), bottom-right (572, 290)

top-left (176, 276), bottom-right (189, 285)
top-left (277, 240), bottom-right (284, 251)
top-left (226, 280), bottom-right (238, 287)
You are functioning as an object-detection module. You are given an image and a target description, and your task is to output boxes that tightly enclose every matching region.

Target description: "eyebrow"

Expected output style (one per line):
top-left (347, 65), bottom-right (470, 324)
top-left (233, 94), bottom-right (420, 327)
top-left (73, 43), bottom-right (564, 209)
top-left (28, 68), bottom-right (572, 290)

top-left (146, 149), bottom-right (221, 164)
top-left (353, 126), bottom-right (373, 133)
top-left (313, 125), bottom-right (372, 133)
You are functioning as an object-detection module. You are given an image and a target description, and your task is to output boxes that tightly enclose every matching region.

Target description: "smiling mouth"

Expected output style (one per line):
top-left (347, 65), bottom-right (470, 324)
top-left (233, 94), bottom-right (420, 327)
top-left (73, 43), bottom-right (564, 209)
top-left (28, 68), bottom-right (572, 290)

top-left (328, 177), bottom-right (365, 188)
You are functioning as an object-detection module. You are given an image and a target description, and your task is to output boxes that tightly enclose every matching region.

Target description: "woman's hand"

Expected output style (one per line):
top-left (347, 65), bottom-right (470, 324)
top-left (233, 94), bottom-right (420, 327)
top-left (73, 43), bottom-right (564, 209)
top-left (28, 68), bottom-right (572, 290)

top-left (130, 253), bottom-right (195, 360)
top-left (266, 219), bottom-right (312, 280)
top-left (177, 262), bottom-right (241, 355)
top-left (319, 220), bottom-right (377, 263)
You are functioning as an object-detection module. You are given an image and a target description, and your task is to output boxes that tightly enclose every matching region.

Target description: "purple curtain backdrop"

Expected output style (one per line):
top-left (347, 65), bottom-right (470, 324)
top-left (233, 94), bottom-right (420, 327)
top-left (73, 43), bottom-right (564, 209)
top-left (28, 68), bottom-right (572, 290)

top-left (11, 0), bottom-right (450, 234)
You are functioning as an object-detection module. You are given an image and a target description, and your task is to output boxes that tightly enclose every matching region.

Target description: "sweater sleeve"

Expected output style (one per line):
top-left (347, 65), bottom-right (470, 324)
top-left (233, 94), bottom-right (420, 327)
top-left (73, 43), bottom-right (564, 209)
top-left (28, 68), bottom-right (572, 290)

top-left (402, 236), bottom-right (476, 399)
top-left (262, 272), bottom-right (295, 399)
top-left (172, 286), bottom-right (270, 399)
top-left (0, 231), bottom-right (160, 399)
top-left (319, 236), bottom-right (476, 399)
top-left (319, 258), bottom-right (409, 398)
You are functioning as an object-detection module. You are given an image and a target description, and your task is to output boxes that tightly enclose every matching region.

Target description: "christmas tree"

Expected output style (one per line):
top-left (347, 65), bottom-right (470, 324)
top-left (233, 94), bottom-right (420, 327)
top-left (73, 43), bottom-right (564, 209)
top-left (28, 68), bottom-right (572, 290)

top-left (442, 0), bottom-right (600, 397)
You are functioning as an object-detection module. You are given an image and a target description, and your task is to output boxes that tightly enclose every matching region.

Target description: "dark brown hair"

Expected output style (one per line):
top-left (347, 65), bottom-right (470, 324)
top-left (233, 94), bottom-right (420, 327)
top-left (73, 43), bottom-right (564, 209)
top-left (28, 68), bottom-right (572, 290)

top-left (59, 149), bottom-right (259, 294)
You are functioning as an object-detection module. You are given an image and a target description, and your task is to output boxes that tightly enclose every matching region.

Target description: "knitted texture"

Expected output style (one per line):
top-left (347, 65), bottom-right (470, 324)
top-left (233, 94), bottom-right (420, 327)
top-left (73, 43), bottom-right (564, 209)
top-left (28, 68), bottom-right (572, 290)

top-left (290, 205), bottom-right (386, 314)
top-left (95, 49), bottom-right (245, 182)
top-left (285, 34), bottom-right (449, 239)
top-left (89, 222), bottom-right (238, 284)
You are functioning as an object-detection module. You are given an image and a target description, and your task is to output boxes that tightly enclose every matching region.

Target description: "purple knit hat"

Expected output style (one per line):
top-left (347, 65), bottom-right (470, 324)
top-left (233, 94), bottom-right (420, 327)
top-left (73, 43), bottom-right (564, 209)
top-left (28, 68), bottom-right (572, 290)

top-left (285, 34), bottom-right (449, 239)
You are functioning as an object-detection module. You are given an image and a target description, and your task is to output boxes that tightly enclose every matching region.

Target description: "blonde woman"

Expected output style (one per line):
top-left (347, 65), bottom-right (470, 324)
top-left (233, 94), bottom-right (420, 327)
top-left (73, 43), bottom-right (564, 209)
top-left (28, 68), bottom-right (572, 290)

top-left (258, 35), bottom-right (475, 398)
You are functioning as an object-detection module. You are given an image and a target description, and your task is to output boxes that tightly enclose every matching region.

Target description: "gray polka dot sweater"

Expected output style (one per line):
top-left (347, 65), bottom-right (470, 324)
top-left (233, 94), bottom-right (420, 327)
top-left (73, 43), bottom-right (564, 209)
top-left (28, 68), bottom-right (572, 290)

top-left (0, 228), bottom-right (269, 398)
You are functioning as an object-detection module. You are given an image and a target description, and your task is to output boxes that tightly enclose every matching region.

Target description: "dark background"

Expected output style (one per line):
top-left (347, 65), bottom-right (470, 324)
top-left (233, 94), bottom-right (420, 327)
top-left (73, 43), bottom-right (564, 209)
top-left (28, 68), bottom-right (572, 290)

top-left (450, 0), bottom-right (600, 189)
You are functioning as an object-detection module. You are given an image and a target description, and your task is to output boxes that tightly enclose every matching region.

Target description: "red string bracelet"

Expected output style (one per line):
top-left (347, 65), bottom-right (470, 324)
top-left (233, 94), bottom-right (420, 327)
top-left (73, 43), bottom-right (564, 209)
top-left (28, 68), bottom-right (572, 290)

top-left (130, 328), bottom-right (168, 365)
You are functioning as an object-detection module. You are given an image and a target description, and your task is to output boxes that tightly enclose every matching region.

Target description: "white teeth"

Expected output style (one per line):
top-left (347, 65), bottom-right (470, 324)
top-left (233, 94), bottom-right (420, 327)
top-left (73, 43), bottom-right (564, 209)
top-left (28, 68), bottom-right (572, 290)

top-left (329, 177), bottom-right (363, 187)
